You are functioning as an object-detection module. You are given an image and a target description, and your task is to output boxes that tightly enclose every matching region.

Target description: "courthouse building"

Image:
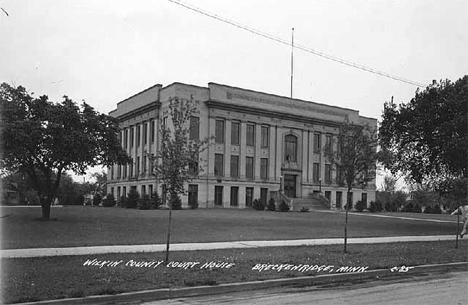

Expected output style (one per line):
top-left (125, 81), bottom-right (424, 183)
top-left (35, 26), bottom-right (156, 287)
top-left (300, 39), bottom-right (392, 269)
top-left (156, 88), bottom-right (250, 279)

top-left (107, 82), bottom-right (376, 210)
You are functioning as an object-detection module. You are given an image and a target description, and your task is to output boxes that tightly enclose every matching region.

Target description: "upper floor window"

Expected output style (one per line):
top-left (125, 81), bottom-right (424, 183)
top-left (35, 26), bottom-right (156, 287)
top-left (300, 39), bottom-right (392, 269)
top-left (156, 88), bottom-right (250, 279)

top-left (313, 133), bottom-right (321, 153)
top-left (231, 121), bottom-right (240, 145)
top-left (261, 126), bottom-right (269, 147)
top-left (325, 134), bottom-right (332, 155)
top-left (215, 154), bottom-right (224, 176)
top-left (246, 157), bottom-right (254, 179)
top-left (285, 134), bottom-right (297, 162)
top-left (189, 117), bottom-right (200, 141)
top-left (246, 124), bottom-right (255, 146)
top-left (143, 123), bottom-right (148, 145)
top-left (136, 125), bottom-right (141, 147)
top-left (215, 120), bottom-right (225, 143)
top-left (151, 120), bottom-right (155, 142)
top-left (130, 127), bottom-right (134, 148)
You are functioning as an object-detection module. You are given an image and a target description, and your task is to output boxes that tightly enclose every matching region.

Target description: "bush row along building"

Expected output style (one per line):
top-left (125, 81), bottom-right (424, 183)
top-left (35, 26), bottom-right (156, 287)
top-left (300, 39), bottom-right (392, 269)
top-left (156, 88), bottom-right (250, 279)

top-left (106, 82), bottom-right (377, 209)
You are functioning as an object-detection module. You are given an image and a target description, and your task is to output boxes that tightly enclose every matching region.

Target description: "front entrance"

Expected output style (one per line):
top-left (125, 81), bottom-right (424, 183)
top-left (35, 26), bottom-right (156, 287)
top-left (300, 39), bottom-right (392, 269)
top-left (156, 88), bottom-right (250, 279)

top-left (284, 175), bottom-right (296, 198)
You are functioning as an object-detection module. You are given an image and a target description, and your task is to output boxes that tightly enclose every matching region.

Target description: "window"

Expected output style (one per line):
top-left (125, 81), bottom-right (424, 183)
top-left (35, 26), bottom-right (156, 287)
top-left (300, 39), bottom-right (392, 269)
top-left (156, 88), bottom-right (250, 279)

top-left (260, 188), bottom-right (268, 206)
top-left (314, 133), bottom-right (321, 153)
top-left (129, 159), bottom-right (134, 177)
top-left (143, 123), bottom-right (148, 145)
top-left (313, 162), bottom-right (320, 182)
top-left (117, 165), bottom-right (121, 179)
top-left (149, 185), bottom-right (153, 196)
top-left (246, 124), bottom-right (255, 146)
top-left (215, 154), bottom-right (224, 176)
top-left (230, 155), bottom-right (239, 178)
top-left (189, 154), bottom-right (199, 176)
top-left (261, 126), bottom-right (269, 147)
top-left (325, 134), bottom-right (332, 155)
top-left (231, 121), bottom-right (240, 145)
top-left (285, 134), bottom-right (297, 162)
top-left (336, 165), bottom-right (343, 184)
top-left (336, 191), bottom-right (342, 209)
top-left (230, 187), bottom-right (239, 206)
top-left (136, 125), bottom-right (141, 147)
top-left (150, 153), bottom-right (154, 175)
top-left (110, 166), bottom-right (114, 180)
top-left (189, 184), bottom-right (198, 207)
top-left (337, 136), bottom-right (342, 156)
top-left (151, 120), bottom-right (155, 143)
top-left (111, 187), bottom-right (114, 198)
top-left (325, 191), bottom-right (331, 201)
top-left (260, 158), bottom-right (268, 179)
top-left (117, 187), bottom-right (121, 201)
top-left (122, 186), bottom-right (126, 198)
top-left (163, 117), bottom-right (168, 127)
top-left (325, 164), bottom-right (331, 184)
top-left (246, 157), bottom-right (254, 179)
top-left (362, 193), bottom-right (368, 204)
top-left (142, 156), bottom-right (147, 174)
top-left (215, 186), bottom-right (223, 206)
top-left (123, 164), bottom-right (127, 178)
top-left (136, 156), bottom-right (140, 176)
top-left (189, 117), bottom-right (200, 141)
top-left (124, 129), bottom-right (128, 148)
top-left (215, 120), bottom-right (225, 143)
top-left (142, 185), bottom-right (146, 196)
top-left (246, 187), bottom-right (254, 207)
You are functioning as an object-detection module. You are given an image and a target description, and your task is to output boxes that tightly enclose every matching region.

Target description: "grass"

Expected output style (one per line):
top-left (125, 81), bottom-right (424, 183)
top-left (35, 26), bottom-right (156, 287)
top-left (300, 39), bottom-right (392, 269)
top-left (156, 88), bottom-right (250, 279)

top-left (0, 206), bottom-right (460, 249)
top-left (1, 241), bottom-right (467, 304)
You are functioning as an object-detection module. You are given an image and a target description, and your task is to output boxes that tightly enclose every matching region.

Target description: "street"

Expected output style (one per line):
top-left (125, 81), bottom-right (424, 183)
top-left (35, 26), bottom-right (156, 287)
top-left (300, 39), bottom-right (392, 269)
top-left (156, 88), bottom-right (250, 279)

top-left (141, 271), bottom-right (468, 305)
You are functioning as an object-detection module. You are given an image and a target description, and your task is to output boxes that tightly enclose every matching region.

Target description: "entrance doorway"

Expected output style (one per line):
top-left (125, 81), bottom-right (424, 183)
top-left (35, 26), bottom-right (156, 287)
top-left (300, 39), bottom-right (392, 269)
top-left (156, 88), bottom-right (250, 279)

top-left (283, 175), bottom-right (296, 198)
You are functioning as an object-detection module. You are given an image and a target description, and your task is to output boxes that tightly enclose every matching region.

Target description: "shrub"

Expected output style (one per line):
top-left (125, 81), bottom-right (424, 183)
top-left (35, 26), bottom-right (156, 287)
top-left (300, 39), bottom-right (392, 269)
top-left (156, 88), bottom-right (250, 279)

top-left (138, 194), bottom-right (151, 210)
top-left (189, 199), bottom-right (199, 209)
top-left (150, 192), bottom-right (161, 209)
top-left (119, 196), bottom-right (127, 208)
top-left (170, 195), bottom-right (182, 210)
top-left (423, 205), bottom-right (432, 214)
top-left (384, 201), bottom-right (398, 212)
top-left (253, 199), bottom-right (265, 211)
top-left (369, 200), bottom-right (383, 212)
top-left (126, 189), bottom-right (140, 209)
top-left (102, 193), bottom-right (116, 207)
top-left (267, 198), bottom-right (276, 211)
top-left (412, 204), bottom-right (422, 213)
top-left (93, 193), bottom-right (102, 206)
top-left (432, 205), bottom-right (442, 214)
top-left (355, 200), bottom-right (367, 212)
top-left (279, 200), bottom-right (290, 212)
top-left (300, 207), bottom-right (309, 212)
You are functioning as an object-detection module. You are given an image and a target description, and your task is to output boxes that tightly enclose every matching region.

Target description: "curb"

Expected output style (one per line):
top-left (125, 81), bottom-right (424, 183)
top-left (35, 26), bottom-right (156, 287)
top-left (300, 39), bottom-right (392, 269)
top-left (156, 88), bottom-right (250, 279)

top-left (12, 262), bottom-right (468, 305)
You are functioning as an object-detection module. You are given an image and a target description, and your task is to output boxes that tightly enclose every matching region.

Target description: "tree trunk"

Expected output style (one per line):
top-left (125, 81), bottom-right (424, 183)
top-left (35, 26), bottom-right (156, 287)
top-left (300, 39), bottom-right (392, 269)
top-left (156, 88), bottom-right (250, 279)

top-left (165, 197), bottom-right (173, 263)
top-left (344, 190), bottom-right (351, 253)
top-left (40, 197), bottom-right (52, 221)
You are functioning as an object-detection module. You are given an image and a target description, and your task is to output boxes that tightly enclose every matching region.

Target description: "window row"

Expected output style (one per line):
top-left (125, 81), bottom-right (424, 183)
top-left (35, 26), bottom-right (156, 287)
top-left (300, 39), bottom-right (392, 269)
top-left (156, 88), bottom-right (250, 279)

top-left (113, 155), bottom-right (154, 179)
top-left (215, 154), bottom-right (269, 179)
top-left (121, 120), bottom-right (156, 149)
top-left (215, 120), bottom-right (269, 147)
top-left (215, 186), bottom-right (269, 207)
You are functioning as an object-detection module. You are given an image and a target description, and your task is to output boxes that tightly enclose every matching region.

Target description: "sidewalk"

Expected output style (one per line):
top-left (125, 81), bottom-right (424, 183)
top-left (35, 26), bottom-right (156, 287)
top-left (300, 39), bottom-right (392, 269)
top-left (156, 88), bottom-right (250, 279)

top-left (0, 235), bottom-right (456, 258)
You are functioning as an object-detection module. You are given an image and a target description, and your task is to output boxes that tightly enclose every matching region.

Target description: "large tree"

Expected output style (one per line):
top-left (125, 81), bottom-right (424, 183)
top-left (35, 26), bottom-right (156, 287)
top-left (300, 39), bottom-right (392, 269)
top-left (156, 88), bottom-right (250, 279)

top-left (151, 97), bottom-right (211, 262)
top-left (324, 121), bottom-right (378, 253)
top-left (379, 76), bottom-right (468, 190)
top-left (0, 83), bottom-right (130, 220)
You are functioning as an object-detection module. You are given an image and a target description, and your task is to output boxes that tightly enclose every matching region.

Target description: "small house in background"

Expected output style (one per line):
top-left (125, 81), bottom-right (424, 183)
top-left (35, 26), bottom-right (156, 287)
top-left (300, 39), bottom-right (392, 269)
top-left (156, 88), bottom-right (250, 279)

top-left (3, 182), bottom-right (19, 205)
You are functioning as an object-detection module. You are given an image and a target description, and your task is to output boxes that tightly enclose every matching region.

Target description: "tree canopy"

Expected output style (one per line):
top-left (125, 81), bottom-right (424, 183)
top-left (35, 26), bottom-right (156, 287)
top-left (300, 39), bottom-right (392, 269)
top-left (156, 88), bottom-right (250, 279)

top-left (0, 83), bottom-right (130, 219)
top-left (379, 76), bottom-right (468, 188)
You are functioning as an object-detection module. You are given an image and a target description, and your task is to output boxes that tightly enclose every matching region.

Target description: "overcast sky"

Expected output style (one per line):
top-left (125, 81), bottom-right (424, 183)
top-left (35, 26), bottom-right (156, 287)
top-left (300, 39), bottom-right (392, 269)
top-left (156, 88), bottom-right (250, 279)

top-left (1, 0), bottom-right (467, 185)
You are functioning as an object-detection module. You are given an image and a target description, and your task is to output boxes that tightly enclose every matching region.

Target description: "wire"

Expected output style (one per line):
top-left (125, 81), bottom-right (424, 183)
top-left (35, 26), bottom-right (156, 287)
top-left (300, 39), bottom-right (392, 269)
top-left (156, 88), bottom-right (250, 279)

top-left (168, 0), bottom-right (426, 87)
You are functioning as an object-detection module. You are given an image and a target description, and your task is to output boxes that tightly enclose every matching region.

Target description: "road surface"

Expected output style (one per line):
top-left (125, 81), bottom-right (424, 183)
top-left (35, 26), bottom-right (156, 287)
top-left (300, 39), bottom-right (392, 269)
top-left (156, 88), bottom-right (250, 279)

top-left (141, 271), bottom-right (468, 305)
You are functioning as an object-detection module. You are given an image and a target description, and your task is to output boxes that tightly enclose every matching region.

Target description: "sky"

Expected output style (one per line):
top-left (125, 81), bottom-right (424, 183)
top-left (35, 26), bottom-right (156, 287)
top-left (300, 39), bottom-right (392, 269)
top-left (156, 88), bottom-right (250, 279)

top-left (1, 0), bottom-right (467, 186)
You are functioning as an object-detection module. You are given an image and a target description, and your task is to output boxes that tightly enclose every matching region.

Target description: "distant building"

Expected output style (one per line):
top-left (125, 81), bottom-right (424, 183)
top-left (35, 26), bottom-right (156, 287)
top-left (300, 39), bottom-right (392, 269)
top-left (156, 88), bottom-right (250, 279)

top-left (107, 82), bottom-right (376, 209)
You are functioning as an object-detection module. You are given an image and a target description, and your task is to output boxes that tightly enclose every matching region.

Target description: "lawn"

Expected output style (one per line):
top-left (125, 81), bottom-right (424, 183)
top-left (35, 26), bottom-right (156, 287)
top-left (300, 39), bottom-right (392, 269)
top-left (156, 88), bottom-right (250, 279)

top-left (2, 241), bottom-right (467, 304)
top-left (1, 206), bottom-right (460, 249)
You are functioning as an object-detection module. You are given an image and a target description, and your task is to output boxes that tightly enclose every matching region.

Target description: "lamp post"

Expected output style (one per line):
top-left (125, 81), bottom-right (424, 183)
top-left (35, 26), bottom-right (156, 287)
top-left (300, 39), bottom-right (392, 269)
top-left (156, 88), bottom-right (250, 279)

top-left (279, 175), bottom-right (283, 193)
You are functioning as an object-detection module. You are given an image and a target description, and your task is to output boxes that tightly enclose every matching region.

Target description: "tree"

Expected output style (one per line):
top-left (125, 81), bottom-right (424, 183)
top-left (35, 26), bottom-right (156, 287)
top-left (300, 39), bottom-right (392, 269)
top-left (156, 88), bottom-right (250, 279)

top-left (151, 97), bottom-right (211, 262)
top-left (0, 83), bottom-right (130, 220)
top-left (379, 76), bottom-right (468, 192)
top-left (380, 175), bottom-right (397, 192)
top-left (324, 121), bottom-right (378, 253)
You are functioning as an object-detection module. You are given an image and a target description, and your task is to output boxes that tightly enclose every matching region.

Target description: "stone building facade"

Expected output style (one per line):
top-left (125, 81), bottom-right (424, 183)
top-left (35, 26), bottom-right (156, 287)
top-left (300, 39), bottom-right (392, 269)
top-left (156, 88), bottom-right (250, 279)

top-left (107, 82), bottom-right (377, 209)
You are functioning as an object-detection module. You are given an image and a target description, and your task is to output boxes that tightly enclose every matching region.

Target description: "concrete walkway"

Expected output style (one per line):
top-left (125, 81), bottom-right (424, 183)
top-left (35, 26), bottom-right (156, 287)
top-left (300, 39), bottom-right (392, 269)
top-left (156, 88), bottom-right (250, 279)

top-left (0, 235), bottom-right (457, 258)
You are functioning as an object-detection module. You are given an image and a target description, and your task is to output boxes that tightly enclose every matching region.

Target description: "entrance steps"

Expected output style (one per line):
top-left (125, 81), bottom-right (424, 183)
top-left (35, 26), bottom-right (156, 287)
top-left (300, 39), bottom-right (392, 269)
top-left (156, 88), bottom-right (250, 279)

top-left (291, 196), bottom-right (330, 211)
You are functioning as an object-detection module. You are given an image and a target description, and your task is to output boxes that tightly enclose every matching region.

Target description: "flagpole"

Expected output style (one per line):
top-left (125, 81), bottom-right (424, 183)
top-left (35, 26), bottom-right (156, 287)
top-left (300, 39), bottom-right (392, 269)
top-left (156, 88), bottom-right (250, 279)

top-left (290, 27), bottom-right (294, 99)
